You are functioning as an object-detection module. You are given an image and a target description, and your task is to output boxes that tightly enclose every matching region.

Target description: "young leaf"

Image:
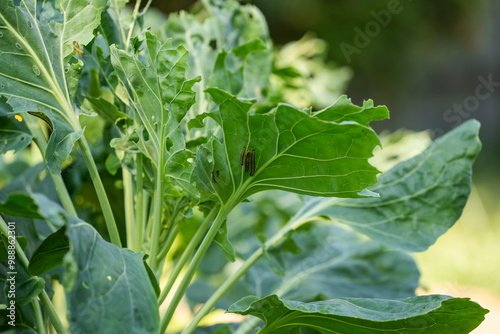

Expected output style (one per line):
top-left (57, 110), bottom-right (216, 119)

top-left (318, 119), bottom-right (482, 252)
top-left (110, 32), bottom-right (201, 194)
top-left (0, 0), bottom-right (107, 173)
top-left (194, 89), bottom-right (388, 204)
top-left (65, 220), bottom-right (159, 333)
top-left (213, 220), bottom-right (236, 262)
top-left (28, 226), bottom-right (69, 276)
top-left (229, 294), bottom-right (488, 334)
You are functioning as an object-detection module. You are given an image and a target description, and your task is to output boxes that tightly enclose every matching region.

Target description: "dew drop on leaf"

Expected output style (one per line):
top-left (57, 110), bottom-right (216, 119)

top-left (32, 66), bottom-right (40, 76)
top-left (15, 43), bottom-right (22, 50)
top-left (0, 32), bottom-right (3, 38)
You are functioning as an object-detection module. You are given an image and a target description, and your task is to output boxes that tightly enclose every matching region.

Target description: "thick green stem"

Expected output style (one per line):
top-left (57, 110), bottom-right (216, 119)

top-left (79, 137), bottom-right (122, 247)
top-left (39, 291), bottom-right (68, 334)
top-left (27, 117), bottom-right (77, 216)
top-left (160, 205), bottom-right (229, 333)
top-left (148, 154), bottom-right (165, 270)
top-left (32, 298), bottom-right (47, 334)
top-left (123, 167), bottom-right (135, 249)
top-left (158, 206), bottom-right (220, 304)
top-left (134, 155), bottom-right (144, 252)
top-left (125, 0), bottom-right (142, 50)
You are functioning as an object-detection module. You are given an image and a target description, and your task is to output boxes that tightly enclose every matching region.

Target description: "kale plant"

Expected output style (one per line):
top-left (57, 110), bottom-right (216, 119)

top-left (0, 0), bottom-right (488, 333)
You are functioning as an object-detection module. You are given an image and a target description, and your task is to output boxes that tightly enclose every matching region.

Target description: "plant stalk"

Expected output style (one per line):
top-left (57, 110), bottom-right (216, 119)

top-left (158, 205), bottom-right (220, 304)
top-left (182, 250), bottom-right (263, 334)
top-left (134, 154), bottom-right (144, 252)
top-left (160, 205), bottom-right (229, 333)
top-left (32, 298), bottom-right (47, 334)
top-left (78, 137), bottom-right (122, 247)
top-left (27, 117), bottom-right (77, 216)
top-left (123, 167), bottom-right (136, 249)
top-left (39, 291), bottom-right (68, 334)
top-left (148, 153), bottom-right (166, 270)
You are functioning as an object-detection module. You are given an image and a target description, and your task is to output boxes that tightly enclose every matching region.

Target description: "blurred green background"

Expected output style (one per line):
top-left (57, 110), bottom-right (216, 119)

top-left (147, 0), bottom-right (500, 331)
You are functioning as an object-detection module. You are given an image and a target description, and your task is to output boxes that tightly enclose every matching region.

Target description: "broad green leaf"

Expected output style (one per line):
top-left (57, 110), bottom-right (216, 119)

top-left (253, 223), bottom-right (419, 301)
top-left (318, 119), bottom-right (481, 252)
top-left (0, 0), bottom-right (107, 173)
top-left (187, 223), bottom-right (419, 309)
top-left (229, 294), bottom-right (488, 334)
top-left (194, 89), bottom-right (388, 204)
top-left (0, 192), bottom-right (68, 228)
top-left (110, 32), bottom-right (200, 195)
top-left (28, 226), bottom-right (68, 276)
top-left (65, 220), bottom-right (159, 333)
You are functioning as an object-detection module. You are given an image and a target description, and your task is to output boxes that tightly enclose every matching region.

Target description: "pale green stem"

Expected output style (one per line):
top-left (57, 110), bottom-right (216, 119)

top-left (0, 216), bottom-right (67, 334)
top-left (111, 0), bottom-right (127, 47)
top-left (26, 117), bottom-right (77, 216)
top-left (156, 221), bottom-right (181, 264)
top-left (32, 298), bottom-right (47, 334)
top-left (148, 154), bottom-right (165, 270)
top-left (125, 0), bottom-right (142, 50)
top-left (39, 291), bottom-right (68, 334)
top-left (123, 167), bottom-right (135, 249)
top-left (135, 155), bottom-right (144, 252)
top-left (158, 206), bottom-right (220, 305)
top-left (160, 205), bottom-right (229, 333)
top-left (79, 137), bottom-right (122, 247)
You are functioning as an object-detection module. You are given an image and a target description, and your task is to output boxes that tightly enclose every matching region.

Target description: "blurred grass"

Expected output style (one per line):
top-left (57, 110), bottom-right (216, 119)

top-left (415, 181), bottom-right (500, 333)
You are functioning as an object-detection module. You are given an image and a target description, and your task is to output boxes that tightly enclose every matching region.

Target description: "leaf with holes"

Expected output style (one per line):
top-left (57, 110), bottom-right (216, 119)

top-left (0, 0), bottom-right (106, 173)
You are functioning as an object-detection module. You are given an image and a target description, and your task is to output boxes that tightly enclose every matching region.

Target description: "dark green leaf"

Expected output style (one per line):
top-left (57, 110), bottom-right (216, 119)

top-left (229, 294), bottom-right (488, 334)
top-left (28, 227), bottom-right (69, 276)
top-left (65, 220), bottom-right (159, 333)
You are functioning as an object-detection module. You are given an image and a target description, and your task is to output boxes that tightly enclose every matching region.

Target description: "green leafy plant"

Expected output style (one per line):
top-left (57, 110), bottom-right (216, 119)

top-left (0, 0), bottom-right (488, 333)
